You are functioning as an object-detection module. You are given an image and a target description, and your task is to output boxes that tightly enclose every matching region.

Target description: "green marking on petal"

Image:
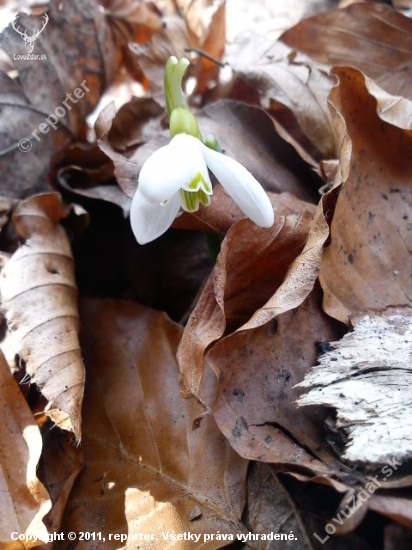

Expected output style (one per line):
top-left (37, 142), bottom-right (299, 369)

top-left (180, 188), bottom-right (212, 212)
top-left (180, 189), bottom-right (197, 212)
top-left (183, 172), bottom-right (213, 194)
top-left (198, 189), bottom-right (211, 207)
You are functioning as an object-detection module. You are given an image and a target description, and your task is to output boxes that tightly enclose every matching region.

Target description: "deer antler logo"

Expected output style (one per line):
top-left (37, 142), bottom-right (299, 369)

top-left (12, 12), bottom-right (48, 53)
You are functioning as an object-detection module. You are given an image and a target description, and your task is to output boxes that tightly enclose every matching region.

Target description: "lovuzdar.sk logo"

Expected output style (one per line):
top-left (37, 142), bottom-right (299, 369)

top-left (12, 11), bottom-right (48, 54)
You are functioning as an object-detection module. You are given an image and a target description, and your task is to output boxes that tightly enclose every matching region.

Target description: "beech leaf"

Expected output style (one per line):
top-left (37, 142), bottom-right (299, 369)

top-left (208, 288), bottom-right (345, 477)
top-left (61, 298), bottom-right (248, 547)
top-left (280, 3), bottom-right (412, 100)
top-left (178, 201), bottom-right (315, 398)
top-left (0, 193), bottom-right (85, 439)
top-left (320, 67), bottom-right (412, 324)
top-left (0, 350), bottom-right (51, 547)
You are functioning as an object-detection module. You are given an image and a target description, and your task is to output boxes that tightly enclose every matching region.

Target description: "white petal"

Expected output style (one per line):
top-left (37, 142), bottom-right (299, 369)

top-left (130, 189), bottom-right (181, 244)
top-left (170, 134), bottom-right (212, 193)
top-left (200, 144), bottom-right (274, 228)
top-left (138, 142), bottom-right (183, 203)
top-left (138, 134), bottom-right (210, 203)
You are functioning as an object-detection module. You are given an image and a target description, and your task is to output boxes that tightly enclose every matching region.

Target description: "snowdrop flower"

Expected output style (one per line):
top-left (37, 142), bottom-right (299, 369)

top-left (130, 57), bottom-right (274, 245)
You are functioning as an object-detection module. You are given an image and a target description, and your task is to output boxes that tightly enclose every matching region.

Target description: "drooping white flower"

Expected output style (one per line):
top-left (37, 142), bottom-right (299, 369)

top-left (130, 132), bottom-right (274, 244)
top-left (130, 56), bottom-right (274, 245)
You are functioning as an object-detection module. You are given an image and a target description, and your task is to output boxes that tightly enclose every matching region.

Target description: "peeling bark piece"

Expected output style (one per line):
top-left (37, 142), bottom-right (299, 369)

top-left (296, 311), bottom-right (412, 465)
top-left (0, 193), bottom-right (85, 440)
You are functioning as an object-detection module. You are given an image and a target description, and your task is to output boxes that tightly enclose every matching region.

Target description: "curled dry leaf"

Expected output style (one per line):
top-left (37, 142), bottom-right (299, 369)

top-left (101, 0), bottom-right (162, 46)
top-left (173, 188), bottom-right (310, 235)
top-left (280, 2), bottom-right (412, 100)
top-left (95, 101), bottom-right (142, 198)
top-left (207, 287), bottom-right (345, 477)
top-left (38, 430), bottom-right (84, 547)
top-left (384, 524), bottom-right (412, 550)
top-left (61, 298), bottom-right (248, 548)
top-left (0, 350), bottom-right (51, 547)
top-left (225, 34), bottom-right (336, 159)
top-left (178, 200), bottom-right (316, 398)
top-left (195, 101), bottom-right (320, 201)
top-left (240, 187), bottom-right (338, 331)
top-left (244, 463), bottom-right (315, 550)
top-left (107, 96), bottom-right (165, 150)
top-left (0, 0), bottom-right (117, 198)
top-left (0, 193), bottom-right (84, 439)
top-left (176, 0), bottom-right (226, 95)
top-left (54, 143), bottom-right (132, 216)
top-left (369, 495), bottom-right (412, 531)
top-left (319, 67), bottom-right (412, 324)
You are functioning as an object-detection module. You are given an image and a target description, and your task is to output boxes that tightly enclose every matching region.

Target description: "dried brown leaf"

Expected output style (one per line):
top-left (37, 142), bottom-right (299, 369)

top-left (244, 463), bottom-right (315, 550)
top-left (0, 193), bottom-right (84, 439)
top-left (178, 203), bottom-right (316, 398)
top-left (102, 0), bottom-right (162, 47)
top-left (178, 0), bottom-right (226, 95)
top-left (54, 143), bottom-right (132, 215)
top-left (207, 287), bottom-right (344, 477)
top-left (384, 523), bottom-right (412, 550)
top-left (95, 101), bottom-right (141, 198)
top-left (108, 96), bottom-right (165, 150)
top-left (225, 35), bottom-right (336, 159)
top-left (173, 188), bottom-right (311, 234)
top-left (280, 3), bottom-right (412, 99)
top-left (0, 349), bottom-right (51, 547)
top-left (319, 67), bottom-right (412, 324)
top-left (128, 15), bottom-right (191, 98)
top-left (239, 187), bottom-right (338, 331)
top-left (0, 0), bottom-right (117, 198)
top-left (39, 431), bottom-right (84, 546)
top-left (369, 495), bottom-right (412, 530)
top-left (60, 298), bottom-right (248, 548)
top-left (195, 101), bottom-right (319, 200)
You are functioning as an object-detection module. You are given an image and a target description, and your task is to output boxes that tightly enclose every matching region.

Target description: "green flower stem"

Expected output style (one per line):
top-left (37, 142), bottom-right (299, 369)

top-left (169, 107), bottom-right (202, 140)
top-left (164, 56), bottom-right (190, 119)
